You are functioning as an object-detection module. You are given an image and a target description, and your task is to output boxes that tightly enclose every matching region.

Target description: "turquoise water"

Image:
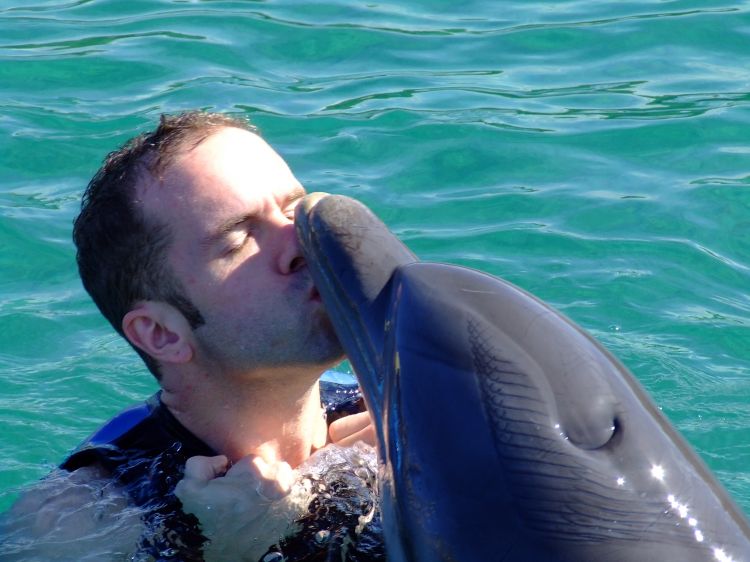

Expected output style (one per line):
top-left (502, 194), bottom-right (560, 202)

top-left (1, 0), bottom-right (749, 524)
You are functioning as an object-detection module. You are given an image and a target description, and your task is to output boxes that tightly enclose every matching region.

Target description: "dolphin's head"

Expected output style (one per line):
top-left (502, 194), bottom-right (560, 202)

top-left (295, 193), bottom-right (417, 431)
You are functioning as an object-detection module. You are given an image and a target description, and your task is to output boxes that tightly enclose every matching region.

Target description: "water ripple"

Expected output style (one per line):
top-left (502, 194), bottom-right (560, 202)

top-left (2, 30), bottom-right (205, 53)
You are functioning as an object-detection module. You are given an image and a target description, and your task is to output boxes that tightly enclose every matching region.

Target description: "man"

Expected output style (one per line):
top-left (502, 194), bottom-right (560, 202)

top-left (2, 111), bottom-right (376, 560)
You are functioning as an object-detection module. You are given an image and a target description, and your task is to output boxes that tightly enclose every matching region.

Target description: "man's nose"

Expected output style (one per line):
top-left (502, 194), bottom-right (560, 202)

top-left (275, 218), bottom-right (306, 275)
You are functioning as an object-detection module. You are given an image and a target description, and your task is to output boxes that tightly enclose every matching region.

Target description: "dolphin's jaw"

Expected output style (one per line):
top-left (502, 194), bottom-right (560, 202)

top-left (295, 193), bottom-right (416, 446)
top-left (295, 194), bottom-right (384, 422)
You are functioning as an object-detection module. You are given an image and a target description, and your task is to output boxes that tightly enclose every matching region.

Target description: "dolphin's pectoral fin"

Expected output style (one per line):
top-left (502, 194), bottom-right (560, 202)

top-left (562, 401), bottom-right (618, 451)
top-left (468, 316), bottom-right (571, 471)
top-left (551, 341), bottom-right (620, 451)
top-left (467, 316), bottom-right (661, 542)
top-left (468, 318), bottom-right (549, 438)
top-left (482, 284), bottom-right (622, 452)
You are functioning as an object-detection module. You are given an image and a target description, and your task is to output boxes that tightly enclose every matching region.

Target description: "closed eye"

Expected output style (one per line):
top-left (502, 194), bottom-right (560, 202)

top-left (221, 220), bottom-right (258, 256)
top-left (202, 212), bottom-right (258, 254)
top-left (224, 234), bottom-right (249, 255)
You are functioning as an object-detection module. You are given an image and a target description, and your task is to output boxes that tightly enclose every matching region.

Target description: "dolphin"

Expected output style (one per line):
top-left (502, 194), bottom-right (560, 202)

top-left (295, 193), bottom-right (750, 562)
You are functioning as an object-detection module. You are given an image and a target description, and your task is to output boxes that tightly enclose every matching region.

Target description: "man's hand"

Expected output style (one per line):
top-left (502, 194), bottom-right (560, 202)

top-left (174, 455), bottom-right (302, 560)
top-left (175, 454), bottom-right (293, 525)
top-left (328, 411), bottom-right (376, 447)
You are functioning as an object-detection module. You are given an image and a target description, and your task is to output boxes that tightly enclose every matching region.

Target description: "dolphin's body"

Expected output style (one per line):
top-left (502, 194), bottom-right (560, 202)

top-left (295, 193), bottom-right (750, 562)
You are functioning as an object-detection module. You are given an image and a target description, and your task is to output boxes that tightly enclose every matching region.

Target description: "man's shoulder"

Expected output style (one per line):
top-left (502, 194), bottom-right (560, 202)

top-left (48, 394), bottom-right (211, 558)
top-left (59, 395), bottom-right (159, 473)
top-left (60, 393), bottom-right (215, 476)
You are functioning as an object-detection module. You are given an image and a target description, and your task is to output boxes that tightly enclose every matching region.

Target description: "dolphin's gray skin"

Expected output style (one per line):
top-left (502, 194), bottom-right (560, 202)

top-left (295, 193), bottom-right (750, 562)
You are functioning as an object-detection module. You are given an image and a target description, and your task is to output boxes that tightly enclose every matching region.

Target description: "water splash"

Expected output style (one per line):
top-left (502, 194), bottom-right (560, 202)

top-left (260, 442), bottom-right (384, 562)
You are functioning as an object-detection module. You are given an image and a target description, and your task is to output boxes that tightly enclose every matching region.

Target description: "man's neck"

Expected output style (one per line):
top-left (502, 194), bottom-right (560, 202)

top-left (160, 366), bottom-right (328, 468)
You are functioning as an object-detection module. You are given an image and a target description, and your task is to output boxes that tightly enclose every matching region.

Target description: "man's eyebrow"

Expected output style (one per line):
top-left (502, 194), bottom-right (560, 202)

top-left (200, 187), bottom-right (306, 248)
top-left (201, 213), bottom-right (257, 248)
top-left (283, 185), bottom-right (307, 207)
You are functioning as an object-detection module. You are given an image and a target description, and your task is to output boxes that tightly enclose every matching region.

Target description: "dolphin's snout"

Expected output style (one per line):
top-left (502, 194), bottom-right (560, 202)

top-left (299, 192), bottom-right (330, 216)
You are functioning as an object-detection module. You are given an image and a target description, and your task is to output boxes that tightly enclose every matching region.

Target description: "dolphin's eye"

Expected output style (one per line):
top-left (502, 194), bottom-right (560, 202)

top-left (611, 416), bottom-right (621, 436)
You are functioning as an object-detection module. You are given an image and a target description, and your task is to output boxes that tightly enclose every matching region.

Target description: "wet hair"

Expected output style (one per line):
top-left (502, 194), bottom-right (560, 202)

top-left (73, 111), bottom-right (258, 379)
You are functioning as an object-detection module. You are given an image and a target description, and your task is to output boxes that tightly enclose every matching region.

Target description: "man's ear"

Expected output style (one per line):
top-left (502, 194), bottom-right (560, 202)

top-left (122, 302), bottom-right (194, 365)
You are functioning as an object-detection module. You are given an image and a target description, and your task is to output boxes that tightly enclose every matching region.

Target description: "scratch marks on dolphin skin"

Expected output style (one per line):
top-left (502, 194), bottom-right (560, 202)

top-left (467, 318), bottom-right (695, 546)
top-left (468, 317), bottom-right (557, 447)
top-left (458, 288), bottom-right (503, 295)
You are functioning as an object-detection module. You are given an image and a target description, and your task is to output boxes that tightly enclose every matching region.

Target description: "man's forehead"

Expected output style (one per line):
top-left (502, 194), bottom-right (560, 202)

top-left (135, 127), bottom-right (302, 222)
top-left (195, 126), bottom-right (277, 162)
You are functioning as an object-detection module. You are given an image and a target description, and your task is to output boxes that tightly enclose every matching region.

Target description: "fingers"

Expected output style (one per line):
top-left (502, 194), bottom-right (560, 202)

top-left (175, 455), bottom-right (231, 503)
top-left (183, 455), bottom-right (230, 483)
top-left (201, 454), bottom-right (292, 502)
top-left (173, 455), bottom-right (302, 554)
top-left (251, 457), bottom-right (294, 501)
top-left (328, 411), bottom-right (376, 446)
top-left (175, 454), bottom-right (294, 532)
top-left (331, 423), bottom-right (376, 447)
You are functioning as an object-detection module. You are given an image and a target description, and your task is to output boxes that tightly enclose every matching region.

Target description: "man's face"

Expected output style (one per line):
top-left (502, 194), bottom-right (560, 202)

top-left (141, 127), bottom-right (343, 375)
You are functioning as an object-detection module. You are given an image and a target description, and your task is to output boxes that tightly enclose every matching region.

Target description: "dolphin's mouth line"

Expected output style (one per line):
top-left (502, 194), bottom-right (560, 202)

top-left (310, 231), bottom-right (378, 372)
top-left (298, 216), bottom-right (385, 424)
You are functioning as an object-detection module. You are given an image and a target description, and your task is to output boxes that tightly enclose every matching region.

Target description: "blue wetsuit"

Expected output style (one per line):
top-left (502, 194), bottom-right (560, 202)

top-left (60, 380), bottom-right (371, 561)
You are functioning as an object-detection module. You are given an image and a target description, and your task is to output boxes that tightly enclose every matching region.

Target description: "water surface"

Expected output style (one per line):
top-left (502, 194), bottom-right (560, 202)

top-left (1, 0), bottom-right (749, 526)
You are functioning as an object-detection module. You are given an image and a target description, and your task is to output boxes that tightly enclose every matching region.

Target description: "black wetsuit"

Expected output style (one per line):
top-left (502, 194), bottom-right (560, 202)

top-left (59, 380), bottom-right (381, 561)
